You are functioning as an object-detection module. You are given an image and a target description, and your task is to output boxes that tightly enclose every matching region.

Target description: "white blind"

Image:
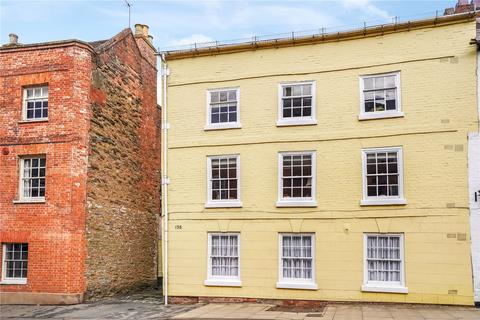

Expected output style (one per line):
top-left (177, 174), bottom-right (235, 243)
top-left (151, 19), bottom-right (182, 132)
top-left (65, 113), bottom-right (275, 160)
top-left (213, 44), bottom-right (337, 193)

top-left (366, 235), bottom-right (401, 282)
top-left (210, 234), bottom-right (239, 277)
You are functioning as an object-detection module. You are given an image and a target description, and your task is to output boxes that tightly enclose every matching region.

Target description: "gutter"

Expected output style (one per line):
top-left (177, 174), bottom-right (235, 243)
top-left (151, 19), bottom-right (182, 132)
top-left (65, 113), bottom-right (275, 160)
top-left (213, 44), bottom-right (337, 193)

top-left (162, 11), bottom-right (478, 60)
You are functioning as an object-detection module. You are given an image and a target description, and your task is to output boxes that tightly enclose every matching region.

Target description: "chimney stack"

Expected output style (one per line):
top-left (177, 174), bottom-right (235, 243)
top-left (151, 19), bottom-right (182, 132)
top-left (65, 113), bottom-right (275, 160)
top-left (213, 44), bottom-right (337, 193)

top-left (133, 23), bottom-right (153, 45)
top-left (142, 25), bottom-right (149, 38)
top-left (9, 33), bottom-right (18, 45)
top-left (134, 24), bottom-right (143, 37)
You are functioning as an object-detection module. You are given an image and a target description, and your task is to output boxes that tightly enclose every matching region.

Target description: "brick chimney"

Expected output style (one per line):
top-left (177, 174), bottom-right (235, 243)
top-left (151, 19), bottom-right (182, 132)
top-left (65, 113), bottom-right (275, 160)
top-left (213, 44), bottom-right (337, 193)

top-left (444, 0), bottom-right (478, 14)
top-left (2, 33), bottom-right (21, 47)
top-left (9, 33), bottom-right (18, 44)
top-left (133, 23), bottom-right (156, 68)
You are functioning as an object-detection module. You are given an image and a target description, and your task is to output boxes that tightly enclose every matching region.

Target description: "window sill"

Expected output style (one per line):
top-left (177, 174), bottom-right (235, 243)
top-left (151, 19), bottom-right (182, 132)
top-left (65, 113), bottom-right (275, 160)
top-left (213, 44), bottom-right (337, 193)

top-left (204, 279), bottom-right (242, 287)
top-left (1, 279), bottom-right (27, 285)
top-left (358, 112), bottom-right (404, 121)
top-left (276, 200), bottom-right (317, 208)
top-left (276, 119), bottom-right (317, 127)
top-left (276, 282), bottom-right (318, 290)
top-left (204, 123), bottom-right (242, 131)
top-left (361, 284), bottom-right (408, 294)
top-left (18, 119), bottom-right (49, 124)
top-left (360, 198), bottom-right (407, 206)
top-left (13, 198), bottom-right (46, 204)
top-left (205, 201), bottom-right (242, 208)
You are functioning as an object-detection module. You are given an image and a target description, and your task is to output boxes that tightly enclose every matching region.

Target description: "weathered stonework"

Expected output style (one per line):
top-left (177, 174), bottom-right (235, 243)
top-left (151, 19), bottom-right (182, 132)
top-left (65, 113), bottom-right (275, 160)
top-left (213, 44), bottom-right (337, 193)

top-left (85, 30), bottom-right (160, 298)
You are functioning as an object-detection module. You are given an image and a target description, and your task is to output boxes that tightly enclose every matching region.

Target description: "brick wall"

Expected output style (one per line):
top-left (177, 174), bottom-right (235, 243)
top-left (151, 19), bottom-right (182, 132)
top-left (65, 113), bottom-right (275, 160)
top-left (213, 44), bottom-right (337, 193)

top-left (85, 30), bottom-right (160, 298)
top-left (0, 44), bottom-right (93, 297)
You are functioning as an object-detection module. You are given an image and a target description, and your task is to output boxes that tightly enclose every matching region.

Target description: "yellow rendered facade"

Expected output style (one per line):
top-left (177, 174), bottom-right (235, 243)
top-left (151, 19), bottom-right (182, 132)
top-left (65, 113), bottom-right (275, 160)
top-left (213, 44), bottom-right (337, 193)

top-left (164, 18), bottom-right (478, 305)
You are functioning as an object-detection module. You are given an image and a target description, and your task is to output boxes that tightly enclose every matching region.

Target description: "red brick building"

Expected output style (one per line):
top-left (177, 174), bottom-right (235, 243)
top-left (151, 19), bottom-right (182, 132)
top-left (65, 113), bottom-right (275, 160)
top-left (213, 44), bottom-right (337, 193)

top-left (0, 25), bottom-right (161, 304)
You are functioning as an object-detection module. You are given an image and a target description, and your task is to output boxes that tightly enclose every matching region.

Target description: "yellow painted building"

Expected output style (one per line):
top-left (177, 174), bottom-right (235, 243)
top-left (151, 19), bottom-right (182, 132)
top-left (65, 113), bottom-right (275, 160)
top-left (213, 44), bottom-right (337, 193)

top-left (162, 12), bottom-right (479, 305)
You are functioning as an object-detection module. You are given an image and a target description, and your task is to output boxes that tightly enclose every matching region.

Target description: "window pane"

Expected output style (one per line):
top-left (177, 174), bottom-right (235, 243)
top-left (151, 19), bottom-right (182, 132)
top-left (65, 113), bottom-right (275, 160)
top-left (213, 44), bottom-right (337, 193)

top-left (365, 101), bottom-right (374, 112)
top-left (303, 97), bottom-right (312, 107)
top-left (378, 185), bottom-right (387, 196)
top-left (303, 85), bottom-right (311, 95)
top-left (374, 77), bottom-right (385, 89)
top-left (367, 176), bottom-right (377, 186)
top-left (292, 108), bottom-right (302, 117)
top-left (385, 76), bottom-right (395, 88)
top-left (364, 78), bottom-right (374, 90)
top-left (378, 175), bottom-right (387, 185)
top-left (375, 99), bottom-right (385, 112)
top-left (303, 107), bottom-right (311, 117)
top-left (367, 164), bottom-right (376, 174)
top-left (219, 91), bottom-right (227, 102)
top-left (292, 85), bottom-right (302, 96)
top-left (34, 109), bottom-right (42, 118)
top-left (293, 188), bottom-right (301, 197)
top-left (377, 164), bottom-right (387, 174)
top-left (389, 185), bottom-right (399, 196)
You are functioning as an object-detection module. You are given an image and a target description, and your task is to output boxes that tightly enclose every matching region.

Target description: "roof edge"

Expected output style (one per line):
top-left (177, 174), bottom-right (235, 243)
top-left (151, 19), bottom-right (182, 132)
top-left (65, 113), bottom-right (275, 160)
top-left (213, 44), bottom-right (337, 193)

top-left (0, 39), bottom-right (95, 53)
top-left (163, 11), bottom-right (478, 60)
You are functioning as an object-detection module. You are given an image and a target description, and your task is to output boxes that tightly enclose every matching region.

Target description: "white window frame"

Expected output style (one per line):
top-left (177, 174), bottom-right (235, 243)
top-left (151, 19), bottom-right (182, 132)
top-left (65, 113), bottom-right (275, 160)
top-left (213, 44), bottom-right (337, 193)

top-left (277, 151), bottom-right (317, 207)
top-left (359, 72), bottom-right (403, 120)
top-left (206, 154), bottom-right (242, 208)
top-left (277, 233), bottom-right (317, 290)
top-left (204, 233), bottom-right (241, 287)
top-left (22, 85), bottom-right (49, 122)
top-left (1, 243), bottom-right (28, 285)
top-left (16, 156), bottom-right (46, 203)
top-left (205, 87), bottom-right (241, 130)
top-left (362, 233), bottom-right (408, 294)
top-left (277, 81), bottom-right (317, 126)
top-left (361, 147), bottom-right (406, 206)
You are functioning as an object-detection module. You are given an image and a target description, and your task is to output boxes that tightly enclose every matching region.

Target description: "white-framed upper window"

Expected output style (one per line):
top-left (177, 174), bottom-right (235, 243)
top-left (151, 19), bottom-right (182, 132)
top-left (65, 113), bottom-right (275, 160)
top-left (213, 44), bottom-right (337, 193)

top-left (359, 72), bottom-right (403, 120)
top-left (277, 81), bottom-right (316, 126)
top-left (206, 155), bottom-right (241, 208)
top-left (19, 156), bottom-right (46, 202)
top-left (361, 147), bottom-right (406, 206)
top-left (277, 233), bottom-right (317, 290)
top-left (362, 233), bottom-right (407, 293)
top-left (1, 243), bottom-right (28, 285)
top-left (205, 88), bottom-right (241, 130)
top-left (23, 86), bottom-right (48, 121)
top-left (204, 233), bottom-right (241, 287)
top-left (277, 151), bottom-right (316, 207)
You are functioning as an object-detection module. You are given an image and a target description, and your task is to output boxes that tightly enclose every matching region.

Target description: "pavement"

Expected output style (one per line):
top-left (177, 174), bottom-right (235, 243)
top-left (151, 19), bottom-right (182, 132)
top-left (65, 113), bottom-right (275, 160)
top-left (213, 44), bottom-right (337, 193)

top-left (0, 290), bottom-right (196, 320)
top-left (0, 291), bottom-right (479, 320)
top-left (173, 303), bottom-right (480, 320)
